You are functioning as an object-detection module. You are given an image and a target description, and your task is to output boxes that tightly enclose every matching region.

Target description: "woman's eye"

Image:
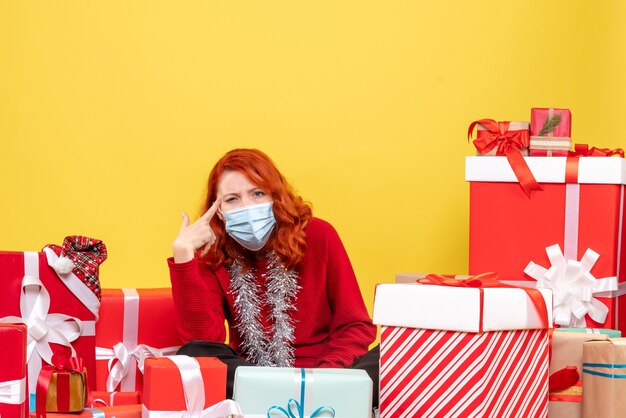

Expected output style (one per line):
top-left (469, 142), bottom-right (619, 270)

top-left (225, 197), bottom-right (237, 203)
top-left (253, 190), bottom-right (265, 197)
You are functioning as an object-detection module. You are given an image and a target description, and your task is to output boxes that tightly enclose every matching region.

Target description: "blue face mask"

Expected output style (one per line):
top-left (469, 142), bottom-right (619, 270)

top-left (222, 202), bottom-right (276, 251)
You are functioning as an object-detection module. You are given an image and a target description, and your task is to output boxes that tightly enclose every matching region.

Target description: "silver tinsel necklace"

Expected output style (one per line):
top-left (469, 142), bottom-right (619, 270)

top-left (228, 250), bottom-right (300, 367)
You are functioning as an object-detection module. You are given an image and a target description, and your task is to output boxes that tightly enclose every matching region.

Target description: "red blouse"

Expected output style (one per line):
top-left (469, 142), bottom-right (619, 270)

top-left (168, 217), bottom-right (376, 368)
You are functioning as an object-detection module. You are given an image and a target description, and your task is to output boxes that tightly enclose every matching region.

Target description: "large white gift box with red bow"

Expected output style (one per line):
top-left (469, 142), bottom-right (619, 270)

top-left (467, 155), bottom-right (626, 332)
top-left (373, 281), bottom-right (553, 418)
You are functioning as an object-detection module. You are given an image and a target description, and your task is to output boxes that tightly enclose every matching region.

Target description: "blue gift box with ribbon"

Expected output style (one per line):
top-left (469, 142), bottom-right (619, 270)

top-left (233, 367), bottom-right (372, 418)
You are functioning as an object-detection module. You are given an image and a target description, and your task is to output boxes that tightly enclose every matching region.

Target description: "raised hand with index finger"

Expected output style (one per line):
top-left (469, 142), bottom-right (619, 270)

top-left (173, 198), bottom-right (221, 263)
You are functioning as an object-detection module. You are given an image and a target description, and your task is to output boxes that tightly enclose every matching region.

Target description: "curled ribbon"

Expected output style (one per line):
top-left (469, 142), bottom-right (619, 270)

top-left (267, 369), bottom-right (336, 418)
top-left (0, 377), bottom-right (26, 405)
top-left (418, 272), bottom-right (550, 332)
top-left (142, 355), bottom-right (243, 417)
top-left (88, 391), bottom-right (139, 408)
top-left (468, 119), bottom-right (542, 197)
top-left (524, 244), bottom-right (618, 327)
top-left (0, 252), bottom-right (83, 395)
top-left (565, 144), bottom-right (625, 183)
top-left (569, 144), bottom-right (625, 158)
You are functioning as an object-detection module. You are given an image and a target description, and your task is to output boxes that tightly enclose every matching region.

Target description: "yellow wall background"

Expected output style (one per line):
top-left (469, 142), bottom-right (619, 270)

top-left (1, 1), bottom-right (625, 316)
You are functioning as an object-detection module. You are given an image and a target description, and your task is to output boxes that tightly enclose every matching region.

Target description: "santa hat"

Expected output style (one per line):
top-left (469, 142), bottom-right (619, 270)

top-left (45, 236), bottom-right (108, 300)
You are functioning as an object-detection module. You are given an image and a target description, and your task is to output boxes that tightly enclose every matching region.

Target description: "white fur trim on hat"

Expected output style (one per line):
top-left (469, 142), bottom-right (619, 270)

top-left (53, 255), bottom-right (75, 274)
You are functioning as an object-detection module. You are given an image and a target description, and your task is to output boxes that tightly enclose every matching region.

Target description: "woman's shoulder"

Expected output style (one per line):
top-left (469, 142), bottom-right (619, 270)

top-left (304, 217), bottom-right (341, 242)
top-left (305, 217), bottom-right (334, 232)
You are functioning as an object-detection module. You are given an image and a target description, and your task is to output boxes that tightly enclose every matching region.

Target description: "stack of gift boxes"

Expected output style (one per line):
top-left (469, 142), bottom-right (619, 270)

top-left (0, 239), bottom-right (372, 418)
top-left (2, 108), bottom-right (625, 418)
top-left (374, 107), bottom-right (626, 417)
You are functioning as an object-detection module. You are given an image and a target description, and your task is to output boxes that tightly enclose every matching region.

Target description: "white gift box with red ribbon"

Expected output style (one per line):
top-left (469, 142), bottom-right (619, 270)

top-left (373, 282), bottom-right (552, 418)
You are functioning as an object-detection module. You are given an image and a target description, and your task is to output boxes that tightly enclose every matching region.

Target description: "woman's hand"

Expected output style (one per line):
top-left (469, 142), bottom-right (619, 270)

top-left (173, 199), bottom-right (221, 263)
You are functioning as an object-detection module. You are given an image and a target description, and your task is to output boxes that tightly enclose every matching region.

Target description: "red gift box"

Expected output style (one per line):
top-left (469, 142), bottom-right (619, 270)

top-left (87, 391), bottom-right (140, 408)
top-left (0, 250), bottom-right (100, 398)
top-left (94, 288), bottom-right (183, 393)
top-left (529, 107), bottom-right (572, 156)
top-left (142, 356), bottom-right (230, 416)
top-left (0, 323), bottom-right (28, 418)
top-left (467, 155), bottom-right (626, 331)
top-left (373, 280), bottom-right (552, 418)
top-left (30, 404), bottom-right (141, 418)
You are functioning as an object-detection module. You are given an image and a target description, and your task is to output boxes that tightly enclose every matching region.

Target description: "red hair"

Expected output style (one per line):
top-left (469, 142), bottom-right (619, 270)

top-left (200, 149), bottom-right (313, 269)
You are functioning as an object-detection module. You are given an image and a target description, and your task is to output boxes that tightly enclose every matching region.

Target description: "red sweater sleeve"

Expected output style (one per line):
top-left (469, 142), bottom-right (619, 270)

top-left (168, 257), bottom-right (227, 343)
top-left (311, 220), bottom-right (377, 367)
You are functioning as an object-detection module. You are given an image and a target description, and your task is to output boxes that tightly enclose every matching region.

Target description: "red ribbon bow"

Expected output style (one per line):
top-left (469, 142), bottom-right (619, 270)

top-left (570, 144), bottom-right (624, 158)
top-left (565, 143), bottom-right (625, 183)
top-left (36, 352), bottom-right (87, 418)
top-left (418, 272), bottom-right (550, 332)
top-left (549, 365), bottom-right (580, 394)
top-left (468, 119), bottom-right (542, 197)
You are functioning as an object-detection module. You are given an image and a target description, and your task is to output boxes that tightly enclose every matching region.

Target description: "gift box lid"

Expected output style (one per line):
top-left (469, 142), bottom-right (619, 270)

top-left (557, 327), bottom-right (622, 338)
top-left (465, 156), bottom-right (626, 185)
top-left (372, 283), bottom-right (553, 332)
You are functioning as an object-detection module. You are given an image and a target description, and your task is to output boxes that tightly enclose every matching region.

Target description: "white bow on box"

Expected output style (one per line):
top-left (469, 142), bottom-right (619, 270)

top-left (525, 244), bottom-right (618, 327)
top-left (95, 288), bottom-right (180, 391)
top-left (96, 342), bottom-right (179, 391)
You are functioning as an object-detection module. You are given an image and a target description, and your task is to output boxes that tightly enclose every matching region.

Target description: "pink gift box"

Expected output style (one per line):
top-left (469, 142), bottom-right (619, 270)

top-left (529, 107), bottom-right (572, 156)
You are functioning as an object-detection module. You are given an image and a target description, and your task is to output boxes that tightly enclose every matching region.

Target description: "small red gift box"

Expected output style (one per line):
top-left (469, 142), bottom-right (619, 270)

top-left (142, 356), bottom-right (228, 416)
top-left (94, 288), bottom-right (182, 392)
top-left (0, 250), bottom-right (100, 397)
top-left (36, 356), bottom-right (88, 417)
top-left (529, 107), bottom-right (572, 156)
top-left (0, 323), bottom-right (28, 418)
top-left (467, 154), bottom-right (626, 332)
top-left (30, 404), bottom-right (141, 418)
top-left (87, 391), bottom-right (140, 408)
top-left (469, 120), bottom-right (530, 156)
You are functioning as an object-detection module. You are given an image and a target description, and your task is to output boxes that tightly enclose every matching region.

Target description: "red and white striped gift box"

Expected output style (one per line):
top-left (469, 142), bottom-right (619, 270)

top-left (373, 282), bottom-right (553, 418)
